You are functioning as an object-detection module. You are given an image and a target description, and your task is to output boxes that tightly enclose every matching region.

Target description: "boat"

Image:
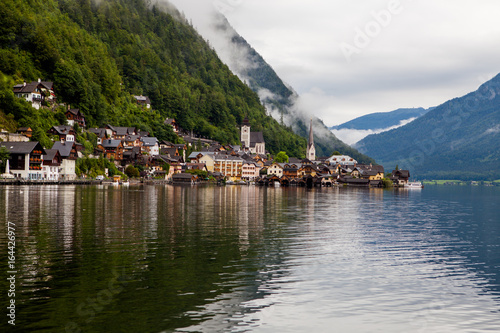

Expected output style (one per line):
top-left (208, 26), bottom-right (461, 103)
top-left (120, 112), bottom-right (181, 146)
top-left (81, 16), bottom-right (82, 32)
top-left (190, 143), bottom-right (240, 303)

top-left (406, 181), bottom-right (424, 188)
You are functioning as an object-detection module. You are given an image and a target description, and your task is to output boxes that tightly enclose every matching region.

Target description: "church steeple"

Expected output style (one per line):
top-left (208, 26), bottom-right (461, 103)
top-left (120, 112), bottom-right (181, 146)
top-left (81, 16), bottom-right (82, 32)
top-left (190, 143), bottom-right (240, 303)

top-left (306, 118), bottom-right (316, 161)
top-left (241, 117), bottom-right (251, 149)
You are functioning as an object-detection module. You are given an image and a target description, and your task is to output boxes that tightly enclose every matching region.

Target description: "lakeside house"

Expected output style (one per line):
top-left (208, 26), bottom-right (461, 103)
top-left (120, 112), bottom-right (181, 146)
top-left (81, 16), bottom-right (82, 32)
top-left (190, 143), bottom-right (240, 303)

top-left (42, 149), bottom-right (62, 180)
top-left (52, 141), bottom-right (78, 180)
top-left (242, 162), bottom-right (260, 181)
top-left (268, 162), bottom-right (284, 178)
top-left (214, 155), bottom-right (244, 182)
top-left (172, 173), bottom-right (198, 184)
top-left (391, 170), bottom-right (410, 186)
top-left (0, 141), bottom-right (46, 180)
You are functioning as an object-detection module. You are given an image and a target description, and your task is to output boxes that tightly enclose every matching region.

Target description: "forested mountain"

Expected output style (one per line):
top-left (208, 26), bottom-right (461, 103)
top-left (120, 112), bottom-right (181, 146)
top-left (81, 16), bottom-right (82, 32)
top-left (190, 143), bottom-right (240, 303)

top-left (330, 108), bottom-right (430, 131)
top-left (356, 74), bottom-right (500, 180)
top-left (0, 0), bottom-right (309, 157)
top-left (209, 14), bottom-right (374, 164)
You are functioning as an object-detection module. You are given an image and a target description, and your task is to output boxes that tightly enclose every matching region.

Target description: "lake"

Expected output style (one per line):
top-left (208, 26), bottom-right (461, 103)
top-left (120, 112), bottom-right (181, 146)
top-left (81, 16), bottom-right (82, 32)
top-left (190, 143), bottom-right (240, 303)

top-left (0, 184), bottom-right (499, 332)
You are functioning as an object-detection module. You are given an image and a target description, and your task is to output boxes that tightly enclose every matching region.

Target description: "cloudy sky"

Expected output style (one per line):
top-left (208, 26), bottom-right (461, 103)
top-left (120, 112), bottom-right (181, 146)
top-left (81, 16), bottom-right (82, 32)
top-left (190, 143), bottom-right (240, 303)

top-left (168, 0), bottom-right (500, 126)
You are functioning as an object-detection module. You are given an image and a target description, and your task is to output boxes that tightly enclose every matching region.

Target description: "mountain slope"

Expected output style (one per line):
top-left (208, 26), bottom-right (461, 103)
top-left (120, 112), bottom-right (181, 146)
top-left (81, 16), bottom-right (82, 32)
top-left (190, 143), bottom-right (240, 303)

top-left (356, 75), bottom-right (500, 180)
top-left (0, 0), bottom-right (307, 157)
top-left (208, 14), bottom-right (374, 164)
top-left (331, 108), bottom-right (430, 131)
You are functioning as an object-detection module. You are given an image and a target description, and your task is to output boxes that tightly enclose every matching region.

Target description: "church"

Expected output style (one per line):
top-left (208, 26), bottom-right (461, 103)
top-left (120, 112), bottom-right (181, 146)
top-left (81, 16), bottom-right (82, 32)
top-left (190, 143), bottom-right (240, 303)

top-left (306, 119), bottom-right (316, 161)
top-left (240, 117), bottom-right (266, 155)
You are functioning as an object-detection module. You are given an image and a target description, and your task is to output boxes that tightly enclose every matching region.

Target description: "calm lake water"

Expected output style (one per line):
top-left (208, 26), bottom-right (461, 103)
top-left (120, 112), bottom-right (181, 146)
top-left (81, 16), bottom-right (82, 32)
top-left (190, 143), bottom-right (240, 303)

top-left (1, 184), bottom-right (499, 332)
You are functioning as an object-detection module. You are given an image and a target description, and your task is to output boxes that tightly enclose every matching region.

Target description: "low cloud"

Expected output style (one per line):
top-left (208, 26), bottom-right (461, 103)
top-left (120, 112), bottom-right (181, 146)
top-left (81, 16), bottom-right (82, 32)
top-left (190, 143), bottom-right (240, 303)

top-left (331, 118), bottom-right (417, 146)
top-left (485, 124), bottom-right (500, 135)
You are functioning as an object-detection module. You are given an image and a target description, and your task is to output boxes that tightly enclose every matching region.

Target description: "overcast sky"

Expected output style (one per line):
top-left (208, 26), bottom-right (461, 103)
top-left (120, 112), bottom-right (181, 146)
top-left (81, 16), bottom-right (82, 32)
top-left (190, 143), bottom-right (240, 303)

top-left (168, 0), bottom-right (500, 126)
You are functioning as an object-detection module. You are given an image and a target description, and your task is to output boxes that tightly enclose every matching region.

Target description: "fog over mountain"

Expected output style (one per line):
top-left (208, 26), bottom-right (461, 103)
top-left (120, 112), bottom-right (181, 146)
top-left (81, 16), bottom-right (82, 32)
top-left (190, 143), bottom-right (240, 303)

top-left (330, 107), bottom-right (431, 145)
top-left (164, 0), bottom-right (373, 162)
top-left (331, 117), bottom-right (418, 146)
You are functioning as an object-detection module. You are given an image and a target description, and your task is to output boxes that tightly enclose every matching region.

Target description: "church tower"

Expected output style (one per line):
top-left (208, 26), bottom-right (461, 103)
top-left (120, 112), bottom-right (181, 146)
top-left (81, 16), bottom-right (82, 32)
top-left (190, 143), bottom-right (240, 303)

top-left (241, 117), bottom-right (251, 149)
top-left (306, 118), bottom-right (316, 161)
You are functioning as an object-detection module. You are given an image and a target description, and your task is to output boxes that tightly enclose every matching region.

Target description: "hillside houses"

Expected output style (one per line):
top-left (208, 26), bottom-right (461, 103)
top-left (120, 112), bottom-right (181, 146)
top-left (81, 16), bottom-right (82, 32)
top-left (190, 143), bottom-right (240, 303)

top-left (134, 95), bottom-right (151, 109)
top-left (48, 126), bottom-right (76, 142)
top-left (65, 107), bottom-right (86, 128)
top-left (13, 79), bottom-right (56, 109)
top-left (3, 77), bottom-right (408, 185)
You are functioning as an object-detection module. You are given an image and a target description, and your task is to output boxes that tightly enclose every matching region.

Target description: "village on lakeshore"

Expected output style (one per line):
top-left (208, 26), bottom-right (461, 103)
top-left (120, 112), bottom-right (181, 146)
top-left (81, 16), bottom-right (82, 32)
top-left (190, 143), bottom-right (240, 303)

top-left (0, 79), bottom-right (412, 188)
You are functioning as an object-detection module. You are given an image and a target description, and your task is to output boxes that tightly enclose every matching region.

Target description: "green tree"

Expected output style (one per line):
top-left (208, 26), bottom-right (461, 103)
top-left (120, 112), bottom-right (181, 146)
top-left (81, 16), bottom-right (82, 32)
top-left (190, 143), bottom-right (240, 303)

top-left (125, 165), bottom-right (140, 178)
top-left (0, 146), bottom-right (10, 173)
top-left (274, 151), bottom-right (289, 163)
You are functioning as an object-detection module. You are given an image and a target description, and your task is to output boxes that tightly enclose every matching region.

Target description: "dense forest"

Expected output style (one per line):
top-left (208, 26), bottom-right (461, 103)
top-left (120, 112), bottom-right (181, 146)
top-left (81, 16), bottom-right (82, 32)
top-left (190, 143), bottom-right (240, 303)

top-left (0, 0), bottom-right (308, 157)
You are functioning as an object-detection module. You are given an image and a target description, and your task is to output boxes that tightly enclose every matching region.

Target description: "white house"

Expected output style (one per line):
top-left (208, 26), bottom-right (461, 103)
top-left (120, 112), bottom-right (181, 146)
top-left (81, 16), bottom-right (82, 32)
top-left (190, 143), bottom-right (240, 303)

top-left (214, 155), bottom-right (243, 181)
top-left (242, 162), bottom-right (260, 181)
top-left (13, 79), bottom-right (55, 109)
top-left (267, 162), bottom-right (284, 178)
top-left (141, 137), bottom-right (159, 156)
top-left (42, 149), bottom-right (62, 181)
top-left (326, 155), bottom-right (358, 166)
top-left (0, 141), bottom-right (46, 180)
top-left (52, 141), bottom-right (78, 180)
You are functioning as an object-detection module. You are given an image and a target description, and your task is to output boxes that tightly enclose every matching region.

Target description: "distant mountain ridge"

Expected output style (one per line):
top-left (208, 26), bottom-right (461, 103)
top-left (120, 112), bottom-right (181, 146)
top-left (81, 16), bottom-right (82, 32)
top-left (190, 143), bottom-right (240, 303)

top-left (356, 74), bottom-right (500, 180)
top-left (331, 108), bottom-right (430, 131)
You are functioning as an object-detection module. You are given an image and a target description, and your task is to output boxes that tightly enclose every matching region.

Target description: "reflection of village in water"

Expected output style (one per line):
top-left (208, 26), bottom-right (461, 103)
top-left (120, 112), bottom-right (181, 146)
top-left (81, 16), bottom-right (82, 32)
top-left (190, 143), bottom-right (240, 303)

top-left (1, 184), bottom-right (499, 332)
top-left (0, 184), bottom-right (386, 330)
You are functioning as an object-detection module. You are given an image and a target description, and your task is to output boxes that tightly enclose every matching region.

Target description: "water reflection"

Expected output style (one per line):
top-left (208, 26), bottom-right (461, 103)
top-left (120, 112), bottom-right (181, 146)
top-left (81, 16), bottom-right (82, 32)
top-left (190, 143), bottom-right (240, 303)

top-left (0, 185), bottom-right (499, 332)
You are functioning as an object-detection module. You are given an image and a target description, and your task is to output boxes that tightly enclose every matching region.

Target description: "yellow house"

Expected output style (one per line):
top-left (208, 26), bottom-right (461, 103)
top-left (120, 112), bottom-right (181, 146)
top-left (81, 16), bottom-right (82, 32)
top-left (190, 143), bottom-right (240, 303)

top-left (214, 155), bottom-right (243, 181)
top-left (352, 165), bottom-right (385, 180)
top-left (199, 154), bottom-right (215, 172)
top-left (299, 165), bottom-right (318, 177)
top-left (267, 163), bottom-right (284, 178)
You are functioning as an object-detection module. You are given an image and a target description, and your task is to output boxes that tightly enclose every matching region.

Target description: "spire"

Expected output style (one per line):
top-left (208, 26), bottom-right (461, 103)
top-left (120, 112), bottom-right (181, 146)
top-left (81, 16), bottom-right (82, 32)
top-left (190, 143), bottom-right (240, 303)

top-left (242, 116), bottom-right (250, 126)
top-left (308, 118), bottom-right (314, 147)
top-left (306, 118), bottom-right (316, 161)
